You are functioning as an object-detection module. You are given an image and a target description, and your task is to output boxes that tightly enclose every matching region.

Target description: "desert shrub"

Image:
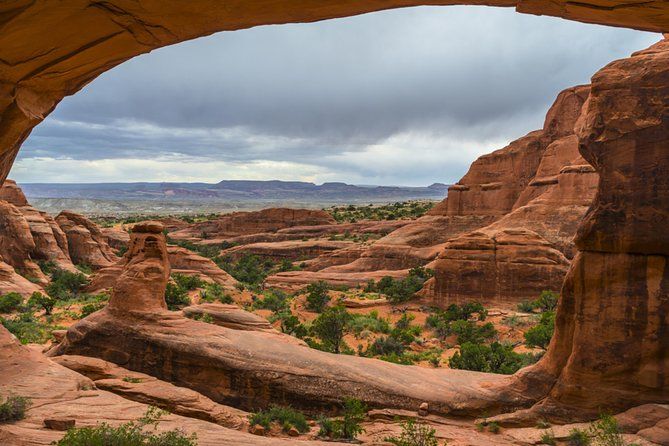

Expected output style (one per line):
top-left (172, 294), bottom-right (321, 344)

top-left (449, 342), bottom-right (539, 375)
top-left (79, 301), bottom-right (106, 318)
top-left (318, 398), bottom-right (366, 440)
top-left (305, 281), bottom-right (330, 312)
top-left (172, 273), bottom-right (204, 291)
top-left (524, 311), bottom-right (556, 350)
top-left (27, 292), bottom-right (56, 315)
top-left (487, 421), bottom-right (501, 434)
top-left (568, 428), bottom-right (591, 446)
top-left (248, 405), bottom-right (309, 433)
top-left (199, 283), bottom-right (233, 304)
top-left (326, 201), bottom-right (435, 223)
top-left (449, 320), bottom-right (497, 345)
top-left (517, 291), bottom-right (559, 313)
top-left (169, 238), bottom-right (230, 259)
top-left (0, 312), bottom-right (62, 344)
top-left (269, 309), bottom-right (308, 338)
top-left (217, 254), bottom-right (273, 285)
top-left (164, 283), bottom-right (190, 310)
top-left (540, 430), bottom-right (557, 445)
top-left (309, 306), bottom-right (352, 354)
top-left (0, 394), bottom-right (31, 423)
top-left (390, 313), bottom-right (422, 345)
top-left (367, 336), bottom-right (406, 356)
top-left (517, 300), bottom-right (536, 313)
top-left (53, 406), bottom-right (197, 446)
top-left (425, 302), bottom-right (488, 340)
top-left (45, 269), bottom-right (89, 300)
top-left (589, 414), bottom-right (626, 446)
top-left (253, 289), bottom-right (290, 313)
top-left (277, 259), bottom-right (299, 272)
top-left (0, 293), bottom-right (22, 313)
top-left (37, 259), bottom-right (58, 275)
top-left (75, 263), bottom-right (93, 275)
top-left (385, 419), bottom-right (439, 446)
top-left (349, 311), bottom-right (390, 337)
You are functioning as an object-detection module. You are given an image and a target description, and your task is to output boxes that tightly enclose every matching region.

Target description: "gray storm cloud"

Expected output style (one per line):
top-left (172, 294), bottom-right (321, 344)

top-left (16, 6), bottom-right (659, 185)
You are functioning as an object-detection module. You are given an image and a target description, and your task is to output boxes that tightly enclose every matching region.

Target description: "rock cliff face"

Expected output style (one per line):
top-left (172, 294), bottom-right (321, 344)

top-left (274, 85), bottom-right (596, 298)
top-left (169, 208), bottom-right (336, 241)
top-left (423, 86), bottom-right (598, 306)
top-left (55, 211), bottom-right (118, 269)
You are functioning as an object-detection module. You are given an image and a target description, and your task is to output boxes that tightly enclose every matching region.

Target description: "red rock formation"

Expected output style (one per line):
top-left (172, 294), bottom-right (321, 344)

top-left (221, 239), bottom-right (356, 262)
top-left (1, 326), bottom-right (327, 445)
top-left (285, 85), bottom-right (594, 294)
top-left (0, 180), bottom-right (77, 272)
top-left (422, 228), bottom-right (569, 306)
top-left (106, 222), bottom-right (170, 313)
top-left (56, 211), bottom-right (118, 269)
top-left (169, 208), bottom-right (336, 241)
top-left (167, 245), bottom-right (238, 289)
top-left (0, 200), bottom-right (47, 284)
top-left (101, 226), bottom-right (130, 251)
top-left (0, 260), bottom-right (44, 296)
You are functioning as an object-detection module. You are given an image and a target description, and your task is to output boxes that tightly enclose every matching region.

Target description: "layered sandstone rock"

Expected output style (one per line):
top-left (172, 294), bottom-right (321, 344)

top-left (0, 260), bottom-right (44, 296)
top-left (167, 245), bottom-right (238, 288)
top-left (56, 211), bottom-right (118, 269)
top-left (169, 208), bottom-right (336, 241)
top-left (0, 180), bottom-right (77, 272)
top-left (220, 239), bottom-right (356, 262)
top-left (0, 326), bottom-right (334, 446)
top-left (0, 200), bottom-right (47, 284)
top-left (101, 226), bottom-right (130, 251)
top-left (421, 228), bottom-right (569, 306)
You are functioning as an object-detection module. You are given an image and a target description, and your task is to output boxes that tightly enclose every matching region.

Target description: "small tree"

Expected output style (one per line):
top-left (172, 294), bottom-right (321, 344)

top-left (27, 292), bottom-right (57, 315)
top-left (305, 281), bottom-right (330, 312)
top-left (524, 311), bottom-right (555, 350)
top-left (0, 293), bottom-right (22, 314)
top-left (385, 419), bottom-right (440, 446)
top-left (310, 306), bottom-right (352, 354)
top-left (164, 283), bottom-right (190, 310)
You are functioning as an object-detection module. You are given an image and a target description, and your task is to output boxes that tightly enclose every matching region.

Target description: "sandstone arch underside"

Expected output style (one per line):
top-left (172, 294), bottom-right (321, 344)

top-left (2, 0), bottom-right (669, 420)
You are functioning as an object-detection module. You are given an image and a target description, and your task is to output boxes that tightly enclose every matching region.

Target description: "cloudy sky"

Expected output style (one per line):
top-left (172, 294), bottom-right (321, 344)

top-left (12, 6), bottom-right (658, 186)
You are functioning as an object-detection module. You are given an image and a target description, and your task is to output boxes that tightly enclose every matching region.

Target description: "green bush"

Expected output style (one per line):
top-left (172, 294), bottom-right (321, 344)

top-left (449, 320), bottom-right (497, 345)
top-left (0, 293), bottom-right (22, 313)
top-left (517, 291), bottom-right (559, 313)
top-left (0, 394), bottom-right (31, 423)
top-left (248, 405), bottom-right (309, 433)
top-left (28, 292), bottom-right (56, 315)
top-left (390, 313), bottom-right (422, 345)
top-left (45, 269), bottom-right (89, 300)
top-left (310, 306), bottom-right (352, 354)
top-left (37, 259), bottom-right (58, 275)
top-left (217, 254), bottom-right (273, 285)
top-left (449, 342), bottom-right (539, 375)
top-left (540, 430), bottom-right (557, 445)
top-left (269, 309), bottom-right (308, 338)
top-left (568, 428), bottom-right (591, 446)
top-left (524, 311), bottom-right (555, 350)
top-left (171, 273), bottom-right (204, 291)
top-left (79, 301), bottom-right (106, 318)
top-left (589, 414), bottom-right (626, 446)
top-left (425, 302), bottom-right (489, 340)
top-left (53, 406), bottom-right (197, 446)
top-left (0, 313), bottom-right (62, 344)
top-left (385, 419), bottom-right (439, 446)
top-left (318, 398), bottom-right (366, 440)
top-left (164, 283), bottom-right (191, 310)
top-left (199, 283), bottom-right (233, 304)
top-left (349, 311), bottom-right (390, 337)
top-left (253, 289), bottom-right (290, 313)
top-left (305, 281), bottom-right (330, 312)
top-left (367, 336), bottom-right (406, 356)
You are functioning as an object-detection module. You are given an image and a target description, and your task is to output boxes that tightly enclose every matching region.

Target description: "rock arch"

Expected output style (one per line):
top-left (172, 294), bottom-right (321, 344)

top-left (2, 0), bottom-right (669, 421)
